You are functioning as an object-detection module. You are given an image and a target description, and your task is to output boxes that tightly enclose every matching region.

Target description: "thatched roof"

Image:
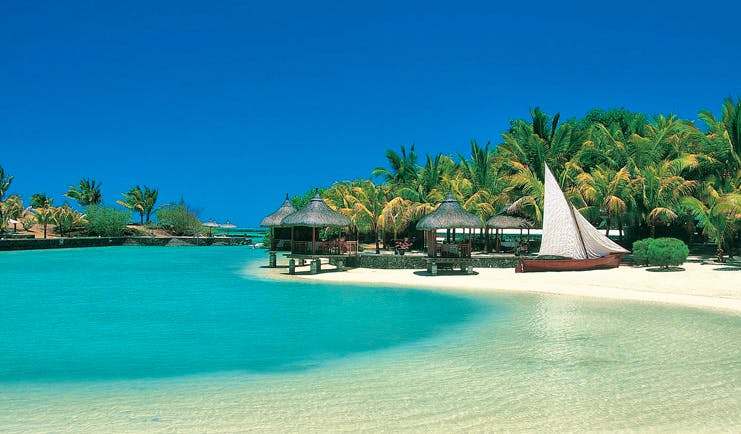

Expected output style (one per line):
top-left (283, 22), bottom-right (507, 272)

top-left (280, 191), bottom-right (350, 228)
top-left (416, 192), bottom-right (482, 230)
top-left (260, 194), bottom-right (298, 227)
top-left (486, 214), bottom-right (534, 229)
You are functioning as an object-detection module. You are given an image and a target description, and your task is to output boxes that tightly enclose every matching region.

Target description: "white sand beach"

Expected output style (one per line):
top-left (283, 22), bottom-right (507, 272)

top-left (270, 258), bottom-right (741, 314)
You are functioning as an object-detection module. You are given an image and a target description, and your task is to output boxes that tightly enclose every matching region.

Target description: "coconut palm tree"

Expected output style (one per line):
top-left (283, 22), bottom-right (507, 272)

top-left (347, 180), bottom-right (388, 254)
top-left (636, 157), bottom-right (698, 237)
top-left (371, 144), bottom-right (419, 186)
top-left (65, 178), bottom-right (102, 206)
top-left (30, 193), bottom-right (52, 208)
top-left (498, 107), bottom-right (583, 180)
top-left (682, 183), bottom-right (741, 262)
top-left (698, 97), bottom-right (741, 191)
top-left (34, 202), bottom-right (54, 239)
top-left (0, 166), bottom-right (12, 202)
top-left (52, 204), bottom-right (87, 237)
top-left (574, 165), bottom-right (637, 240)
top-left (117, 185), bottom-right (159, 224)
top-left (457, 140), bottom-right (497, 193)
top-left (378, 195), bottom-right (412, 244)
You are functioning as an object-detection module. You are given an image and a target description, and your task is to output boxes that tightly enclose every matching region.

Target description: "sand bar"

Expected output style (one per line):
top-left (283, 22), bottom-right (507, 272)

top-left (266, 259), bottom-right (741, 315)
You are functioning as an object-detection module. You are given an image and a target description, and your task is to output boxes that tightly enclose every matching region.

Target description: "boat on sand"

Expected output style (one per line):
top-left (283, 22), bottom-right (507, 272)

top-left (516, 164), bottom-right (629, 273)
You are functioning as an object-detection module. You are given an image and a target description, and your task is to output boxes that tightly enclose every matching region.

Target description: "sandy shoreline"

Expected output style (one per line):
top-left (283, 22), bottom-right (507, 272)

top-left (263, 258), bottom-right (741, 315)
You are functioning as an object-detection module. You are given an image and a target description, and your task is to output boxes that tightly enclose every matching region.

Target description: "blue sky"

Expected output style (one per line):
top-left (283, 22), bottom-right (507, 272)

top-left (2, 1), bottom-right (740, 226)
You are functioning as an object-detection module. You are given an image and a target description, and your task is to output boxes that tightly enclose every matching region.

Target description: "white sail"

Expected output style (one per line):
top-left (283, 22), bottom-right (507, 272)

top-left (538, 163), bottom-right (628, 259)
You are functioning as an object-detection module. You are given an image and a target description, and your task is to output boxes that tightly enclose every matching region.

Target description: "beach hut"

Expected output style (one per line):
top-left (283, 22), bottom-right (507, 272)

top-left (280, 191), bottom-right (356, 274)
top-left (486, 214), bottom-right (534, 253)
top-left (416, 192), bottom-right (482, 275)
top-left (260, 194), bottom-right (297, 267)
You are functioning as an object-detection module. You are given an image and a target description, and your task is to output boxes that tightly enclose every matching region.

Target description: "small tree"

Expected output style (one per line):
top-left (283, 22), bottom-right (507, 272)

top-left (34, 206), bottom-right (53, 238)
top-left (631, 238), bottom-right (653, 267)
top-left (647, 237), bottom-right (689, 269)
top-left (156, 199), bottom-right (202, 236)
top-left (52, 204), bottom-right (87, 237)
top-left (85, 205), bottom-right (131, 237)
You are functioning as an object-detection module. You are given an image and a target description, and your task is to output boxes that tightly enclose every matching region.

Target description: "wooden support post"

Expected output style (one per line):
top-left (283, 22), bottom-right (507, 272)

top-left (316, 259), bottom-right (322, 272)
top-left (289, 259), bottom-right (296, 275)
top-left (269, 251), bottom-right (277, 268)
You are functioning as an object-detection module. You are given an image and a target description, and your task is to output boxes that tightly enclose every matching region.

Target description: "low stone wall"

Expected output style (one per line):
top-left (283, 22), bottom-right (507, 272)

top-left (350, 253), bottom-right (518, 269)
top-left (0, 236), bottom-right (251, 251)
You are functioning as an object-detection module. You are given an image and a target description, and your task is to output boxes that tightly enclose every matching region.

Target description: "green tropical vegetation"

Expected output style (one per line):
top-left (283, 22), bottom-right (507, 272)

top-left (117, 185), bottom-right (159, 224)
top-left (646, 237), bottom-right (690, 269)
top-left (84, 205), bottom-right (132, 237)
top-left (1, 97), bottom-right (740, 258)
top-left (0, 166), bottom-right (176, 238)
top-left (156, 199), bottom-right (203, 236)
top-left (65, 178), bottom-right (103, 206)
top-left (310, 98), bottom-right (740, 261)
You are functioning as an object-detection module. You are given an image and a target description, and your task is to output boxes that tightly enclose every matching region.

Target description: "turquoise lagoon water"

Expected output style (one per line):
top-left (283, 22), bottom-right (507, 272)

top-left (1, 247), bottom-right (739, 432)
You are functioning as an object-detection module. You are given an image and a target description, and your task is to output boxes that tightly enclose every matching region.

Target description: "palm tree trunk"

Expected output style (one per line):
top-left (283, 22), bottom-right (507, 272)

top-left (374, 226), bottom-right (380, 254)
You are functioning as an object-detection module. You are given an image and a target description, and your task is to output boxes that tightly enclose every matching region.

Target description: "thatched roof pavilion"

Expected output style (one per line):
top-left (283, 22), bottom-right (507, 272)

top-left (416, 192), bottom-right (482, 230)
top-left (280, 191), bottom-right (355, 260)
top-left (486, 213), bottom-right (535, 253)
top-left (486, 215), bottom-right (534, 229)
top-left (416, 193), bottom-right (481, 261)
top-left (260, 194), bottom-right (297, 228)
top-left (281, 191), bottom-right (350, 227)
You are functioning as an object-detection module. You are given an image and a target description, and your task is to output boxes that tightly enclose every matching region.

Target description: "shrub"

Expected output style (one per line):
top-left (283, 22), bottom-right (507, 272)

top-left (631, 238), bottom-right (653, 266)
top-left (156, 200), bottom-right (202, 236)
top-left (647, 237), bottom-right (689, 269)
top-left (84, 205), bottom-right (131, 237)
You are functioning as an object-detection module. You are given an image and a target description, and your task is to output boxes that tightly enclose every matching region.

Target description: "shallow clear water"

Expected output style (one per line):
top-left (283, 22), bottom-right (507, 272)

top-left (1, 247), bottom-right (739, 432)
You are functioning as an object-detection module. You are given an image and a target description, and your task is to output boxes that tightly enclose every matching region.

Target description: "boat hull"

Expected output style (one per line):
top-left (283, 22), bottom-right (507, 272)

top-left (515, 253), bottom-right (624, 273)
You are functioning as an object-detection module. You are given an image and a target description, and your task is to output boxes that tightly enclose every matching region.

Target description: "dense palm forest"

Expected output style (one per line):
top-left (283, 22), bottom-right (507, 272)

top-left (310, 98), bottom-right (740, 259)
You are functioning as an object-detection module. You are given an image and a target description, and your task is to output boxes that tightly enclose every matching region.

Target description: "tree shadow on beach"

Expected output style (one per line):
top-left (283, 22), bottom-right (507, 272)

top-left (713, 266), bottom-right (741, 271)
top-left (646, 266), bottom-right (685, 272)
top-left (412, 270), bottom-right (480, 277)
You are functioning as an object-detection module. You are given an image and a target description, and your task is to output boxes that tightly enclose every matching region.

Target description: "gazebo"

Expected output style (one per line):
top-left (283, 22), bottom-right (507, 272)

top-left (416, 192), bottom-right (482, 275)
top-left (486, 214), bottom-right (534, 253)
top-left (280, 191), bottom-right (357, 274)
top-left (260, 194), bottom-right (297, 267)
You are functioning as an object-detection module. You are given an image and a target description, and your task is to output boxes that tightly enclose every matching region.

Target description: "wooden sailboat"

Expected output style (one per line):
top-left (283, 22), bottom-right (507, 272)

top-left (515, 163), bottom-right (629, 273)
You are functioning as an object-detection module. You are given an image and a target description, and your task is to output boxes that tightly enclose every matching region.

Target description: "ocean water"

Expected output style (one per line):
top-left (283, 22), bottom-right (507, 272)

top-left (1, 247), bottom-right (739, 432)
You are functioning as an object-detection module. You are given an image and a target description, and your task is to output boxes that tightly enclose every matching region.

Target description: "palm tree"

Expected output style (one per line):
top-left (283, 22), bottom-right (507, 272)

top-left (636, 157), bottom-right (698, 237)
top-left (682, 184), bottom-right (741, 262)
top-left (0, 166), bottom-right (13, 201)
top-left (117, 185), bottom-right (159, 224)
top-left (30, 193), bottom-right (52, 208)
top-left (34, 203), bottom-right (54, 238)
top-left (457, 140), bottom-right (497, 192)
top-left (65, 178), bottom-right (102, 206)
top-left (698, 97), bottom-right (741, 191)
top-left (52, 204), bottom-right (87, 237)
top-left (378, 195), bottom-right (412, 244)
top-left (371, 145), bottom-right (419, 186)
top-left (574, 165), bottom-right (636, 240)
top-left (498, 107), bottom-right (583, 180)
top-left (507, 162), bottom-right (545, 224)
top-left (348, 180), bottom-right (388, 254)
